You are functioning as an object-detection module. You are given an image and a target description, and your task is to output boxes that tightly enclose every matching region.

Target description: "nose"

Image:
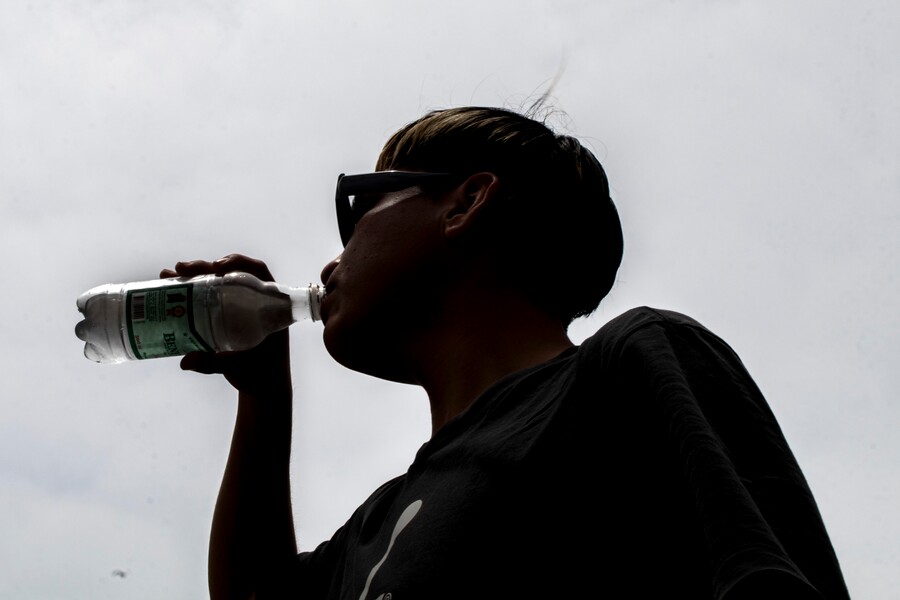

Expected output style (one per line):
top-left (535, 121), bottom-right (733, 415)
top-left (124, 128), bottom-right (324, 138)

top-left (320, 255), bottom-right (341, 287)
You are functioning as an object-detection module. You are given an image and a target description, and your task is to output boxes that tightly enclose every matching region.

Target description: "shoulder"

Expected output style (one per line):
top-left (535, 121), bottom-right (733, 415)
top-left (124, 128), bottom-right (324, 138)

top-left (580, 305), bottom-right (724, 351)
top-left (593, 306), bottom-right (714, 339)
top-left (575, 306), bottom-right (745, 375)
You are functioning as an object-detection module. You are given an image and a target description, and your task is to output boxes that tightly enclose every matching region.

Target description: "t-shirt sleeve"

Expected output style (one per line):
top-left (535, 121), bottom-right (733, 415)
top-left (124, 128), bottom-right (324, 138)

top-left (286, 476), bottom-right (406, 598)
top-left (582, 307), bottom-right (850, 600)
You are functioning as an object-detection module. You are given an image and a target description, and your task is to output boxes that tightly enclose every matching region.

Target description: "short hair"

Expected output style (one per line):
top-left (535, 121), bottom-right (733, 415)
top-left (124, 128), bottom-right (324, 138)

top-left (377, 106), bottom-right (623, 325)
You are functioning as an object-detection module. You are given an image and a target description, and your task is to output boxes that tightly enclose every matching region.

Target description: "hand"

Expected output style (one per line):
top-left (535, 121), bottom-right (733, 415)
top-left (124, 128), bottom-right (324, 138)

top-left (160, 254), bottom-right (293, 399)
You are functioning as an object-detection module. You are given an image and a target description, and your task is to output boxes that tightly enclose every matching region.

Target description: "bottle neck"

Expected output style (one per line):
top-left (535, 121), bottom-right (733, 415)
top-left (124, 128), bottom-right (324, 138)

top-left (278, 282), bottom-right (324, 323)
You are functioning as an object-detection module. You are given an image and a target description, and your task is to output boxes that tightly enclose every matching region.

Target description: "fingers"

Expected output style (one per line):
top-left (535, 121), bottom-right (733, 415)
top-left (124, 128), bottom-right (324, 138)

top-left (178, 260), bottom-right (218, 277)
top-left (159, 254), bottom-right (275, 282)
top-left (158, 260), bottom-right (214, 279)
top-left (211, 254), bottom-right (275, 282)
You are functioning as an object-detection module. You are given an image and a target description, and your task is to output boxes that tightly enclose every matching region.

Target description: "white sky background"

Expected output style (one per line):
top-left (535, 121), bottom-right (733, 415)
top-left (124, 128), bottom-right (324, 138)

top-left (1, 1), bottom-right (897, 598)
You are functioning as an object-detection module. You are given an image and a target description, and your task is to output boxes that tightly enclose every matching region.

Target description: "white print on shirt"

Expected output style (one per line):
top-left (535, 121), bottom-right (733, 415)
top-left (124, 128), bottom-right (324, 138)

top-left (359, 499), bottom-right (422, 600)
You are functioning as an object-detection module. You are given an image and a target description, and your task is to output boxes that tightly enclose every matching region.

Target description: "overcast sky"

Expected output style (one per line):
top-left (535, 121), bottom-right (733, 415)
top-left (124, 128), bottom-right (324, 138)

top-left (1, 1), bottom-right (897, 598)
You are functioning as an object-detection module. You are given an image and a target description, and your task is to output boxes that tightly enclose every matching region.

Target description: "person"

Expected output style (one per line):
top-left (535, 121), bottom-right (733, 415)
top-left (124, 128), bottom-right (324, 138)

top-left (162, 106), bottom-right (851, 599)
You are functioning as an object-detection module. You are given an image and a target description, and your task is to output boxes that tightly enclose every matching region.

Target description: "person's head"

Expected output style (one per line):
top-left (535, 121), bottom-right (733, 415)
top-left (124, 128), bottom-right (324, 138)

top-left (374, 106), bottom-right (623, 326)
top-left (321, 105), bottom-right (623, 381)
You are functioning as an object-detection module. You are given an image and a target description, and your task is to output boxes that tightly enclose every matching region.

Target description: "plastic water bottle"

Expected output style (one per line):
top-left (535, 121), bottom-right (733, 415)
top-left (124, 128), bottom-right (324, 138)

top-left (75, 272), bottom-right (324, 364)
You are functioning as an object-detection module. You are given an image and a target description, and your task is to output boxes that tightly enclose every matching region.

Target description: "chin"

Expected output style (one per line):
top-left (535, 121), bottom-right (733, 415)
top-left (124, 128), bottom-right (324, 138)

top-left (322, 319), bottom-right (416, 384)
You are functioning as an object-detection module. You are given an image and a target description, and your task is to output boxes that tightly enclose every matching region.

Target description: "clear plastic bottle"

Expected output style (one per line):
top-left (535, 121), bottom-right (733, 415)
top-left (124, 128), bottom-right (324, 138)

top-left (75, 272), bottom-right (323, 364)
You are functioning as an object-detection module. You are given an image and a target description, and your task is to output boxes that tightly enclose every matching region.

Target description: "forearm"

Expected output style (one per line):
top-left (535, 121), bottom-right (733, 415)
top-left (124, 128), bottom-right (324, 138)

top-left (161, 255), bottom-right (303, 599)
top-left (208, 387), bottom-right (298, 600)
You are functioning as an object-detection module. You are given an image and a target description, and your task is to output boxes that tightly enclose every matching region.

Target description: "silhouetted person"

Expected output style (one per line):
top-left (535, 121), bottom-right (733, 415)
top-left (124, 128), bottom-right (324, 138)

top-left (163, 106), bottom-right (850, 599)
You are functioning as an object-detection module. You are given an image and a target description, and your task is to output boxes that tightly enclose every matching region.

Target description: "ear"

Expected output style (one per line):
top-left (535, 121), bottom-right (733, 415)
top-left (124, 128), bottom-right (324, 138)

top-left (443, 172), bottom-right (501, 240)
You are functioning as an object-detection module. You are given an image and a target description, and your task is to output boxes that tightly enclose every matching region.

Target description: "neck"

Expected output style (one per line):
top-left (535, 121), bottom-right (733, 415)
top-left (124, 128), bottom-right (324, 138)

top-left (404, 288), bottom-right (574, 436)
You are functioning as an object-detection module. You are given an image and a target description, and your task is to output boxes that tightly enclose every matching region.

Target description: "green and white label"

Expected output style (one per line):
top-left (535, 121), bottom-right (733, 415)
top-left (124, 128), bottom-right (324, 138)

top-left (125, 283), bottom-right (213, 359)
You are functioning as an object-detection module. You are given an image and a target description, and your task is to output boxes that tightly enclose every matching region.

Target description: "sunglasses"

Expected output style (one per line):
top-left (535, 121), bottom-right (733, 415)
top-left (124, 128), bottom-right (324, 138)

top-left (335, 171), bottom-right (457, 247)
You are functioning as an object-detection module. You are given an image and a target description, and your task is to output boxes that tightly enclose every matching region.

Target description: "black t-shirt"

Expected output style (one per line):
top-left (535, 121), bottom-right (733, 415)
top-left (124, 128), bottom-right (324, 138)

top-left (288, 307), bottom-right (850, 599)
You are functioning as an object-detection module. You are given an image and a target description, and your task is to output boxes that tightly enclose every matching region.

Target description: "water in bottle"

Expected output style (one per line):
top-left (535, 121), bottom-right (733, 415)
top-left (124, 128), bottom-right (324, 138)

top-left (75, 272), bottom-right (323, 364)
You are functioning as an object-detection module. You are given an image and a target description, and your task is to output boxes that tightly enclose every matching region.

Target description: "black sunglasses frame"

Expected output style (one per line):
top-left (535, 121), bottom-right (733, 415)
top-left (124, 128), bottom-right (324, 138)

top-left (335, 171), bottom-right (456, 247)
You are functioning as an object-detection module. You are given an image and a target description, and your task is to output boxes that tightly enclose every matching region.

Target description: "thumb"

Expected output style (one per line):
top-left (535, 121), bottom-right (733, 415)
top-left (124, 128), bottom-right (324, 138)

top-left (180, 351), bottom-right (222, 375)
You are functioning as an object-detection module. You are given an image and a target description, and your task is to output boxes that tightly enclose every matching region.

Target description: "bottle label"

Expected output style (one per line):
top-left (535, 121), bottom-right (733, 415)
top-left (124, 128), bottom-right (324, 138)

top-left (125, 283), bottom-right (213, 359)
